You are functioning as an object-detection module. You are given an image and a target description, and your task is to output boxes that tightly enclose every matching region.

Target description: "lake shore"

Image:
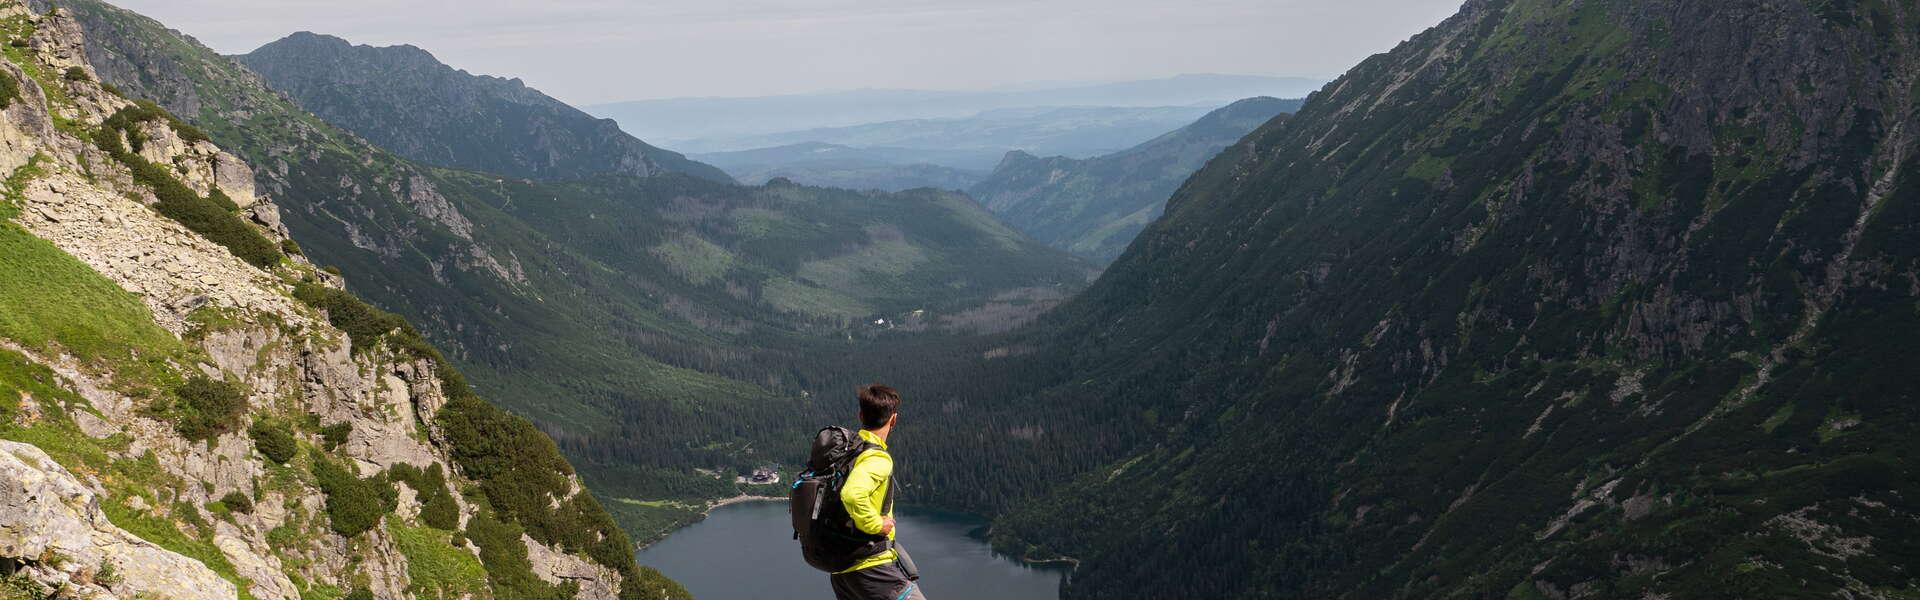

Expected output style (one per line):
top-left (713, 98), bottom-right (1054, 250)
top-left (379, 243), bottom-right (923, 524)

top-left (638, 501), bottom-right (1065, 600)
top-left (704, 493), bottom-right (784, 517)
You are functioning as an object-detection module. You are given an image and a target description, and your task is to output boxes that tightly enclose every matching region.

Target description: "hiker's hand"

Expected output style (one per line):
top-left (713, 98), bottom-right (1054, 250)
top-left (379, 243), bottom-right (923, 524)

top-left (881, 517), bottom-right (896, 536)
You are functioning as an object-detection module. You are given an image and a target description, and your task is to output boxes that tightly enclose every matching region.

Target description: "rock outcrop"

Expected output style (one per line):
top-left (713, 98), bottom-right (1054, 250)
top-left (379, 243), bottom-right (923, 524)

top-left (0, 441), bottom-right (236, 600)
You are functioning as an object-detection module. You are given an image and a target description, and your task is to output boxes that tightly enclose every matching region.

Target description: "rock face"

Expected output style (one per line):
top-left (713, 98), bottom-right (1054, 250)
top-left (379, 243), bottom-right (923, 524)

top-left (0, 441), bottom-right (236, 600)
top-left (968, 96), bottom-right (1300, 263)
top-left (981, 0), bottom-right (1920, 598)
top-left (0, 3), bottom-right (683, 599)
top-left (235, 32), bottom-right (732, 184)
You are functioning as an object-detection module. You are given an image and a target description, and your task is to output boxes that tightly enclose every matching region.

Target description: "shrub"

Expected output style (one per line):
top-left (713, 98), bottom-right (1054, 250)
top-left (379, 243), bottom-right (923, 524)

top-left (61, 66), bottom-right (87, 82)
top-left (0, 70), bottom-right (17, 110)
top-left (172, 376), bottom-right (247, 442)
top-left (248, 419), bottom-right (296, 464)
top-left (219, 491), bottom-right (254, 514)
top-left (93, 561), bottom-right (121, 587)
top-left (280, 239), bottom-right (302, 256)
top-left (311, 451), bottom-right (396, 537)
top-left (436, 373), bottom-right (647, 581)
top-left (319, 421), bottom-right (352, 450)
top-left (293, 281), bottom-right (415, 355)
top-left (207, 188), bottom-right (238, 211)
top-left (466, 513), bottom-right (575, 600)
top-left (389, 463), bottom-right (461, 530)
top-left (95, 104), bottom-right (277, 268)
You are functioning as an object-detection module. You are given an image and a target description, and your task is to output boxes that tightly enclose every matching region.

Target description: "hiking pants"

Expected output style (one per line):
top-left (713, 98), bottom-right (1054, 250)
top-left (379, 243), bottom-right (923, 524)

top-left (830, 562), bottom-right (926, 600)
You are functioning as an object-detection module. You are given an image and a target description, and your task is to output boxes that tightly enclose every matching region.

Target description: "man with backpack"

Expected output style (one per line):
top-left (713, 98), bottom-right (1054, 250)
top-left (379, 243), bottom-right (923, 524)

top-left (791, 384), bottom-right (926, 600)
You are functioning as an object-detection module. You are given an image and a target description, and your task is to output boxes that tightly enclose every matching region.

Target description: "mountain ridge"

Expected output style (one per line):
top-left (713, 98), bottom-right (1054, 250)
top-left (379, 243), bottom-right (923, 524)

top-left (970, 96), bottom-right (1301, 262)
top-left (587, 73), bottom-right (1327, 143)
top-left (235, 31), bottom-right (732, 184)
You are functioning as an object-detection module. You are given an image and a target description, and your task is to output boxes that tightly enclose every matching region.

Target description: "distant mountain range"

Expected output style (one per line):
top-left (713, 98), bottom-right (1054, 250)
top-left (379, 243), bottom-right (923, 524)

top-left (970, 97), bottom-right (1300, 263)
top-left (679, 104), bottom-right (1221, 157)
top-left (691, 143), bottom-right (991, 192)
top-left (587, 73), bottom-right (1327, 146)
top-left (235, 32), bottom-right (731, 183)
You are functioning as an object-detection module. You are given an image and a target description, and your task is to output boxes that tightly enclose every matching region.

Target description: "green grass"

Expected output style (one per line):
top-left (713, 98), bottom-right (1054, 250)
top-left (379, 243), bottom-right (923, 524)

top-left (651, 234), bottom-right (735, 286)
top-left (0, 221), bottom-right (184, 367)
top-left (1407, 154), bottom-right (1455, 183)
top-left (795, 237), bottom-right (929, 293)
top-left (389, 523), bottom-right (489, 600)
top-left (761, 276), bottom-right (871, 320)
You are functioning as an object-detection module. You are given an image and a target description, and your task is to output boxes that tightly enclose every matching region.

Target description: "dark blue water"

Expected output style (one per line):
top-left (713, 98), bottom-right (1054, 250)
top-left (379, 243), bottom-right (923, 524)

top-left (636, 501), bottom-right (1064, 599)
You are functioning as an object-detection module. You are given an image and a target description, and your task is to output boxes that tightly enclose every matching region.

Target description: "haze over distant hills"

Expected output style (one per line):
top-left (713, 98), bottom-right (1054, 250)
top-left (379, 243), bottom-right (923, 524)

top-left (587, 73), bottom-right (1326, 147)
top-left (679, 104), bottom-right (1222, 157)
top-left (691, 143), bottom-right (993, 192)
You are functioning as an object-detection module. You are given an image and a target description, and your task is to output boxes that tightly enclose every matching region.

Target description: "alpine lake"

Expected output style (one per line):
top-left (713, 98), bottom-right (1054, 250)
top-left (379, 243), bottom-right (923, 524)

top-left (636, 501), bottom-right (1066, 599)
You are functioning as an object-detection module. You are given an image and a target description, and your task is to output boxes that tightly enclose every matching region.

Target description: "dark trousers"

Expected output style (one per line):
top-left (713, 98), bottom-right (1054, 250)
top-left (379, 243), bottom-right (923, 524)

top-left (829, 563), bottom-right (926, 600)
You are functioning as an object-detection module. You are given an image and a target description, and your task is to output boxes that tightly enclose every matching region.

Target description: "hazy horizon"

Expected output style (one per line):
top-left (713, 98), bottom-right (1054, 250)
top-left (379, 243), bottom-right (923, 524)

top-left (106, 0), bottom-right (1464, 106)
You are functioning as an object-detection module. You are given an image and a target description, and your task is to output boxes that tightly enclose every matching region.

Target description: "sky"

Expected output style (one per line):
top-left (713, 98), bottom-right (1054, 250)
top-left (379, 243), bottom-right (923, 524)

top-left (108, 0), bottom-right (1465, 106)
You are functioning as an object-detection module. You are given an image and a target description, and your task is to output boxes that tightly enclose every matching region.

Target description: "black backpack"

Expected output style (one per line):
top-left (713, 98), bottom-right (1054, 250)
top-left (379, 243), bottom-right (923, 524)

top-left (790, 426), bottom-right (893, 572)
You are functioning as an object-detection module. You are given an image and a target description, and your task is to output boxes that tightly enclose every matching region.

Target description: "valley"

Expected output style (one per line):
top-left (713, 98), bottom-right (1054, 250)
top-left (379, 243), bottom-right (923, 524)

top-left (2, 0), bottom-right (1917, 599)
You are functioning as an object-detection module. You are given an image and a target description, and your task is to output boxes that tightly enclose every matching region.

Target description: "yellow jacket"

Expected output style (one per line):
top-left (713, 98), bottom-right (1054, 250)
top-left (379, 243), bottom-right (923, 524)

top-left (836, 429), bottom-right (897, 573)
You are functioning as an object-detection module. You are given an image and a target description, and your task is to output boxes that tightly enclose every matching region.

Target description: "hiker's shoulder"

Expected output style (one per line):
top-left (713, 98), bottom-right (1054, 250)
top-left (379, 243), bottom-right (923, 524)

top-left (854, 447), bottom-right (893, 467)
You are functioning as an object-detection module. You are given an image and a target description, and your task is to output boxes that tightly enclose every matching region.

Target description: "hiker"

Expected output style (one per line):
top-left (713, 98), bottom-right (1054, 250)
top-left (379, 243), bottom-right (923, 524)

top-left (829, 384), bottom-right (924, 600)
top-left (790, 384), bottom-right (926, 600)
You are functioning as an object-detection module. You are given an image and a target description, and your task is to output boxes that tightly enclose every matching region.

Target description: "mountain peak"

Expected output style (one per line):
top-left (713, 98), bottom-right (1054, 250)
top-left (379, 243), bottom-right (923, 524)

top-left (253, 31), bottom-right (449, 72)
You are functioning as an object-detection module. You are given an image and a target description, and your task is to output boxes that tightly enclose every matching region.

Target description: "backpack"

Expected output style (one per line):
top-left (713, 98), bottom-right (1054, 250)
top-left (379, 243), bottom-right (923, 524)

top-left (790, 426), bottom-right (893, 572)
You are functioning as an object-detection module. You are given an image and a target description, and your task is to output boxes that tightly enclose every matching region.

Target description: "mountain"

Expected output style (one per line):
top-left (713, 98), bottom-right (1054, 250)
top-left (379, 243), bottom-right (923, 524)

top-left (970, 96), bottom-right (1301, 263)
top-left (692, 142), bottom-right (993, 191)
top-left (668, 104), bottom-right (1220, 157)
top-left (0, 4), bottom-right (683, 599)
top-left (60, 0), bottom-right (1091, 545)
top-left (587, 73), bottom-right (1328, 144)
top-left (902, 0), bottom-right (1920, 597)
top-left (234, 32), bottom-right (731, 184)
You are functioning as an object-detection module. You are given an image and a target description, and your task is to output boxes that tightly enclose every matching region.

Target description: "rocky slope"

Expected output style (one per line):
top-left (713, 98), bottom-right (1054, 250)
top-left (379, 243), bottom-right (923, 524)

top-left (961, 0), bottom-right (1920, 597)
top-left (236, 32), bottom-right (730, 184)
top-left (968, 97), bottom-right (1300, 263)
top-left (0, 4), bottom-right (685, 599)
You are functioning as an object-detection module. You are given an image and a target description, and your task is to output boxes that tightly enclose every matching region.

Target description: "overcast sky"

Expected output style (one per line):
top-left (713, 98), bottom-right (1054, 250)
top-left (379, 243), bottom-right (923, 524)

top-left (108, 0), bottom-right (1464, 106)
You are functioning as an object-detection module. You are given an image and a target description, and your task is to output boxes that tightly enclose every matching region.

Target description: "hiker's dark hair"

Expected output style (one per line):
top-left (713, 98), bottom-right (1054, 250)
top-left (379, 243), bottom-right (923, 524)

top-left (858, 384), bottom-right (901, 430)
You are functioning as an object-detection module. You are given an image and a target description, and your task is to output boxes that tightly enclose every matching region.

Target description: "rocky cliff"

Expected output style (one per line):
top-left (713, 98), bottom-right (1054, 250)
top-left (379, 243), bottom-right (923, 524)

top-left (236, 32), bottom-right (731, 185)
top-left (0, 4), bottom-right (685, 599)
